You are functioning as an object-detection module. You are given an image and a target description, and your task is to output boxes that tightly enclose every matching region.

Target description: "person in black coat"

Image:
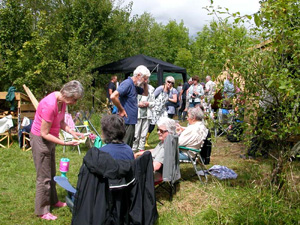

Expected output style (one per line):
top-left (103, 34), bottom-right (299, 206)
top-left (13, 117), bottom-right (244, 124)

top-left (72, 147), bottom-right (158, 225)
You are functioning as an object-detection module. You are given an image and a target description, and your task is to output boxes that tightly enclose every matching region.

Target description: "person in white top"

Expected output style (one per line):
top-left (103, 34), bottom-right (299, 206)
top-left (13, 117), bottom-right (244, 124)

top-left (187, 76), bottom-right (204, 108)
top-left (132, 84), bottom-right (155, 152)
top-left (205, 75), bottom-right (216, 107)
top-left (177, 106), bottom-right (208, 150)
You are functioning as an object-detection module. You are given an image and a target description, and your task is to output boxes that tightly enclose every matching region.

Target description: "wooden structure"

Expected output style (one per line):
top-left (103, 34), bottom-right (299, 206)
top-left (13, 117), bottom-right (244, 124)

top-left (0, 92), bottom-right (36, 131)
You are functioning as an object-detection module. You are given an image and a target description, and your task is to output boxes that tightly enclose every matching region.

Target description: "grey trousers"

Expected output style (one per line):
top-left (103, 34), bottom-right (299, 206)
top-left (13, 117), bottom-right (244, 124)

top-left (123, 124), bottom-right (135, 148)
top-left (132, 118), bottom-right (149, 151)
top-left (30, 133), bottom-right (58, 215)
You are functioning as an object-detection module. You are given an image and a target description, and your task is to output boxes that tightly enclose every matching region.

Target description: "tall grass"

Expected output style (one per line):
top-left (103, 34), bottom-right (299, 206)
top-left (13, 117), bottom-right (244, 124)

top-left (0, 114), bottom-right (299, 224)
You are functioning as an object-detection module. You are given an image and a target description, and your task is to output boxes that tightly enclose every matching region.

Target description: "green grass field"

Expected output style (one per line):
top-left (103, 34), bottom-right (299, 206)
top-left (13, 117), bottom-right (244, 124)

top-left (0, 117), bottom-right (299, 224)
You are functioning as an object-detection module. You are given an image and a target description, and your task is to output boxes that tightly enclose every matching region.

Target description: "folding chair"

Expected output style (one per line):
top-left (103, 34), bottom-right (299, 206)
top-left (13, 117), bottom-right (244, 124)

top-left (22, 132), bottom-right (31, 151)
top-left (154, 134), bottom-right (181, 202)
top-left (55, 149), bottom-right (158, 224)
top-left (179, 146), bottom-right (208, 183)
top-left (214, 108), bottom-right (235, 137)
top-left (179, 130), bottom-right (212, 183)
top-left (61, 113), bottom-right (90, 154)
top-left (0, 115), bottom-right (14, 148)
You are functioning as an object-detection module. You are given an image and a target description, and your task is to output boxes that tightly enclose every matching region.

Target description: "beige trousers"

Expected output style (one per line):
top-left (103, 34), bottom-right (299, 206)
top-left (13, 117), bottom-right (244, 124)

top-left (30, 133), bottom-right (58, 215)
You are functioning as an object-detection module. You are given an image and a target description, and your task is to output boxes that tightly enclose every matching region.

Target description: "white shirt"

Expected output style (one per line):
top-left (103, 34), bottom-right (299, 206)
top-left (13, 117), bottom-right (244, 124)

top-left (178, 121), bottom-right (208, 149)
top-left (205, 80), bottom-right (216, 96)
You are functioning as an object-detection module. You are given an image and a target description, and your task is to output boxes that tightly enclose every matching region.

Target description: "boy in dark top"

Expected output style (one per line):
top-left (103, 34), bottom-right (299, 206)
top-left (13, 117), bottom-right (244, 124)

top-left (106, 75), bottom-right (117, 102)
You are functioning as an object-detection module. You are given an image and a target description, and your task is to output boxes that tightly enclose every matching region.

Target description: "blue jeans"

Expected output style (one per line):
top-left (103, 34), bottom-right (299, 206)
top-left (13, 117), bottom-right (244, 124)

top-left (189, 102), bottom-right (200, 108)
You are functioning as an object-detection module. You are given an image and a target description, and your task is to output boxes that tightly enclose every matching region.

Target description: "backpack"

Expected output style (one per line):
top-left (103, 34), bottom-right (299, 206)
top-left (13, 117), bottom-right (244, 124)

top-left (200, 131), bottom-right (212, 165)
top-left (227, 121), bottom-right (243, 142)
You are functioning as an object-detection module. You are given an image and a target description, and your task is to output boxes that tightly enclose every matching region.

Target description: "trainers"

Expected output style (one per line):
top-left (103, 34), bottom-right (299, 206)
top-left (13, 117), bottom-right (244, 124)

top-left (39, 213), bottom-right (57, 220)
top-left (53, 201), bottom-right (67, 208)
top-left (179, 159), bottom-right (191, 163)
top-left (239, 154), bottom-right (255, 160)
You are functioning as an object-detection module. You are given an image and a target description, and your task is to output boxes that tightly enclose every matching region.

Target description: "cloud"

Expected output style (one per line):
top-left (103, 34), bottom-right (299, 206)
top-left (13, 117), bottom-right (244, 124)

top-left (121, 0), bottom-right (261, 36)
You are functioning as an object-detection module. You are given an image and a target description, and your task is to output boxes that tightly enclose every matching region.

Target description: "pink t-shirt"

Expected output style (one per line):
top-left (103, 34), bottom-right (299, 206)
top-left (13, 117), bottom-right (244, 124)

top-left (31, 92), bottom-right (66, 137)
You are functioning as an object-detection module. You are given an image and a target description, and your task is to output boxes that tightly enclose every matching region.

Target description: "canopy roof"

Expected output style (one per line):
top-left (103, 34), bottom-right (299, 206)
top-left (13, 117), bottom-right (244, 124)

top-left (92, 54), bottom-right (187, 85)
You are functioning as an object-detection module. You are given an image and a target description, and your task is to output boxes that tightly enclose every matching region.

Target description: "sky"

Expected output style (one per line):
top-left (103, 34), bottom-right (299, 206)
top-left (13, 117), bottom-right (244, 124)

top-left (120, 0), bottom-right (261, 36)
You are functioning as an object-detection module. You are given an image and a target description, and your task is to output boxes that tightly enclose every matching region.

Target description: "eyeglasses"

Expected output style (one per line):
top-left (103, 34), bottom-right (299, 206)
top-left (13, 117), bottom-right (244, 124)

top-left (157, 128), bottom-right (169, 134)
top-left (167, 80), bottom-right (174, 85)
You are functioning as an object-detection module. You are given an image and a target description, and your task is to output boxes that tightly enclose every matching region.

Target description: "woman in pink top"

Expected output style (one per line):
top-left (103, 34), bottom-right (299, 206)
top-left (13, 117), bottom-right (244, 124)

top-left (30, 80), bottom-right (84, 221)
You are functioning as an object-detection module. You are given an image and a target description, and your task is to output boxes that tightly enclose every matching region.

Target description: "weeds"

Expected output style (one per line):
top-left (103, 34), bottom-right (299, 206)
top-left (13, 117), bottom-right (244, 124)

top-left (0, 114), bottom-right (299, 224)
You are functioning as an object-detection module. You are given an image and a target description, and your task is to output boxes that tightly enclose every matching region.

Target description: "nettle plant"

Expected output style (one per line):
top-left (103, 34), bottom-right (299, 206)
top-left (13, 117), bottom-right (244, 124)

top-left (208, 0), bottom-right (300, 190)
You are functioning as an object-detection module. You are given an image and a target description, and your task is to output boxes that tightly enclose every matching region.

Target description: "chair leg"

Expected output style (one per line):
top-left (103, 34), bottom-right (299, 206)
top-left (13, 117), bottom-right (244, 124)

top-left (186, 151), bottom-right (208, 183)
top-left (77, 145), bottom-right (81, 155)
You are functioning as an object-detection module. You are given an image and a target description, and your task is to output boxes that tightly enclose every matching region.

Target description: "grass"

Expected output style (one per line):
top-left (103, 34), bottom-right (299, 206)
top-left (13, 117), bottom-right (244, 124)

top-left (0, 114), bottom-right (299, 224)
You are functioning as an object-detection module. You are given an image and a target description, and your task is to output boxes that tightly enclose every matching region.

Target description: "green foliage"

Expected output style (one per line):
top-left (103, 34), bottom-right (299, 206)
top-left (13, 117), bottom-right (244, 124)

top-left (0, 0), bottom-right (33, 91)
top-left (190, 20), bottom-right (251, 80)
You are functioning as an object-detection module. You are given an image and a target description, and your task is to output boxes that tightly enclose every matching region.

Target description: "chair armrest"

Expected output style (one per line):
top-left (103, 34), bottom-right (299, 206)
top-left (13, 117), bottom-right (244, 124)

top-left (179, 146), bottom-right (201, 153)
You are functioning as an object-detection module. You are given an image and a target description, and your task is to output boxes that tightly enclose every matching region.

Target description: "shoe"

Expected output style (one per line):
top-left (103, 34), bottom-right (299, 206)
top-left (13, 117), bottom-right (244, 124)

top-left (144, 133), bottom-right (150, 147)
top-left (53, 201), bottom-right (67, 208)
top-left (39, 213), bottom-right (57, 220)
top-left (239, 154), bottom-right (255, 160)
top-left (179, 159), bottom-right (191, 163)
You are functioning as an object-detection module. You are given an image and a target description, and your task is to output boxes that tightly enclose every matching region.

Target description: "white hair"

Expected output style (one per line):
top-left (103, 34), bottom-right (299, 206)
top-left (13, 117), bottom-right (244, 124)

top-left (206, 76), bottom-right (211, 80)
top-left (60, 80), bottom-right (84, 99)
top-left (165, 76), bottom-right (175, 83)
top-left (157, 117), bottom-right (176, 135)
top-left (133, 65), bottom-right (150, 78)
top-left (188, 107), bottom-right (204, 121)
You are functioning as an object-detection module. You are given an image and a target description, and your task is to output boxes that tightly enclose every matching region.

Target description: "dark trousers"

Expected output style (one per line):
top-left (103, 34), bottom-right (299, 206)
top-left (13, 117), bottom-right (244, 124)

top-left (123, 124), bottom-right (135, 148)
top-left (178, 98), bottom-right (187, 119)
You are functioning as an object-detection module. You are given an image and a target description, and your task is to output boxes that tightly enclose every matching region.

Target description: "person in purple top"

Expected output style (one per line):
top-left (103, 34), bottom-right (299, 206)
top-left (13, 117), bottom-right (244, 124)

top-left (110, 65), bottom-right (150, 147)
top-left (99, 114), bottom-right (134, 160)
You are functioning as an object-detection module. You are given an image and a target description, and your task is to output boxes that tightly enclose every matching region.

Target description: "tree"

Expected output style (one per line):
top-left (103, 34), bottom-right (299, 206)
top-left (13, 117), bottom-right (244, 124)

top-left (0, 0), bottom-right (32, 91)
top-left (211, 0), bottom-right (300, 191)
top-left (190, 20), bottom-right (251, 80)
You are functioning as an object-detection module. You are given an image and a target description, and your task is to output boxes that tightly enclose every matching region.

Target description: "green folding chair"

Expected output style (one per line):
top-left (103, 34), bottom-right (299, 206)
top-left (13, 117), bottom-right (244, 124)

top-left (179, 146), bottom-right (208, 183)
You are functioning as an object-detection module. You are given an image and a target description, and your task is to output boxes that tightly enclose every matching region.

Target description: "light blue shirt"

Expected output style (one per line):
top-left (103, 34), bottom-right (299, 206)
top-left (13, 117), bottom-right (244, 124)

top-left (223, 79), bottom-right (235, 98)
top-left (188, 84), bottom-right (204, 103)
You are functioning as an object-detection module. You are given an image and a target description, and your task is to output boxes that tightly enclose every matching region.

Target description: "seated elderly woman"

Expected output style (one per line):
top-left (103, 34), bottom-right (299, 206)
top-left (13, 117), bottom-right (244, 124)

top-left (135, 117), bottom-right (176, 171)
top-left (177, 106), bottom-right (208, 151)
top-left (99, 114), bottom-right (134, 160)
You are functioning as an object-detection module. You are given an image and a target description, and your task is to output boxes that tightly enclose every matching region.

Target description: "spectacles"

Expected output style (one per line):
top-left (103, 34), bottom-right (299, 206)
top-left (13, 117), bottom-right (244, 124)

top-left (167, 80), bottom-right (174, 85)
top-left (157, 128), bottom-right (169, 134)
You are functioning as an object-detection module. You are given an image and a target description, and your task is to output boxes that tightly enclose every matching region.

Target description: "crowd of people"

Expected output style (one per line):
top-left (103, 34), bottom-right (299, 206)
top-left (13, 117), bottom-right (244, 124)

top-left (30, 64), bottom-right (242, 221)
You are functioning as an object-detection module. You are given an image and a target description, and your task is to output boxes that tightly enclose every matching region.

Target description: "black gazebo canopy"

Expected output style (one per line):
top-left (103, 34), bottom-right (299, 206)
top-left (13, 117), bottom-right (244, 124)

top-left (92, 54), bottom-right (187, 85)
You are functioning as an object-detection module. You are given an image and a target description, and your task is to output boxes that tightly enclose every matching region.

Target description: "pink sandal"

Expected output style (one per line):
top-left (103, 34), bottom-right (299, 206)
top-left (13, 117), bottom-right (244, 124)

top-left (39, 213), bottom-right (57, 220)
top-left (53, 201), bottom-right (67, 208)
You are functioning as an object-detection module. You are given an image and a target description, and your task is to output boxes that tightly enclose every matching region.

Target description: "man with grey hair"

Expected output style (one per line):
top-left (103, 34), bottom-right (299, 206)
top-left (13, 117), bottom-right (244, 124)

top-left (178, 107), bottom-right (208, 150)
top-left (111, 65), bottom-right (150, 147)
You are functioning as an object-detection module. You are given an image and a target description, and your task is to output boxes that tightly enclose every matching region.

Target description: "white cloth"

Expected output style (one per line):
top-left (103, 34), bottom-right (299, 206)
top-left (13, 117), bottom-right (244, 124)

top-left (0, 115), bottom-right (13, 133)
top-left (21, 117), bottom-right (31, 127)
top-left (178, 121), bottom-right (208, 150)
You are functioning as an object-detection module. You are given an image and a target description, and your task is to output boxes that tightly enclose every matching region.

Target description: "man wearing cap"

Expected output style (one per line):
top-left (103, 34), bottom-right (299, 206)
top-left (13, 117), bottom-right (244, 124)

top-left (178, 78), bottom-right (193, 121)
